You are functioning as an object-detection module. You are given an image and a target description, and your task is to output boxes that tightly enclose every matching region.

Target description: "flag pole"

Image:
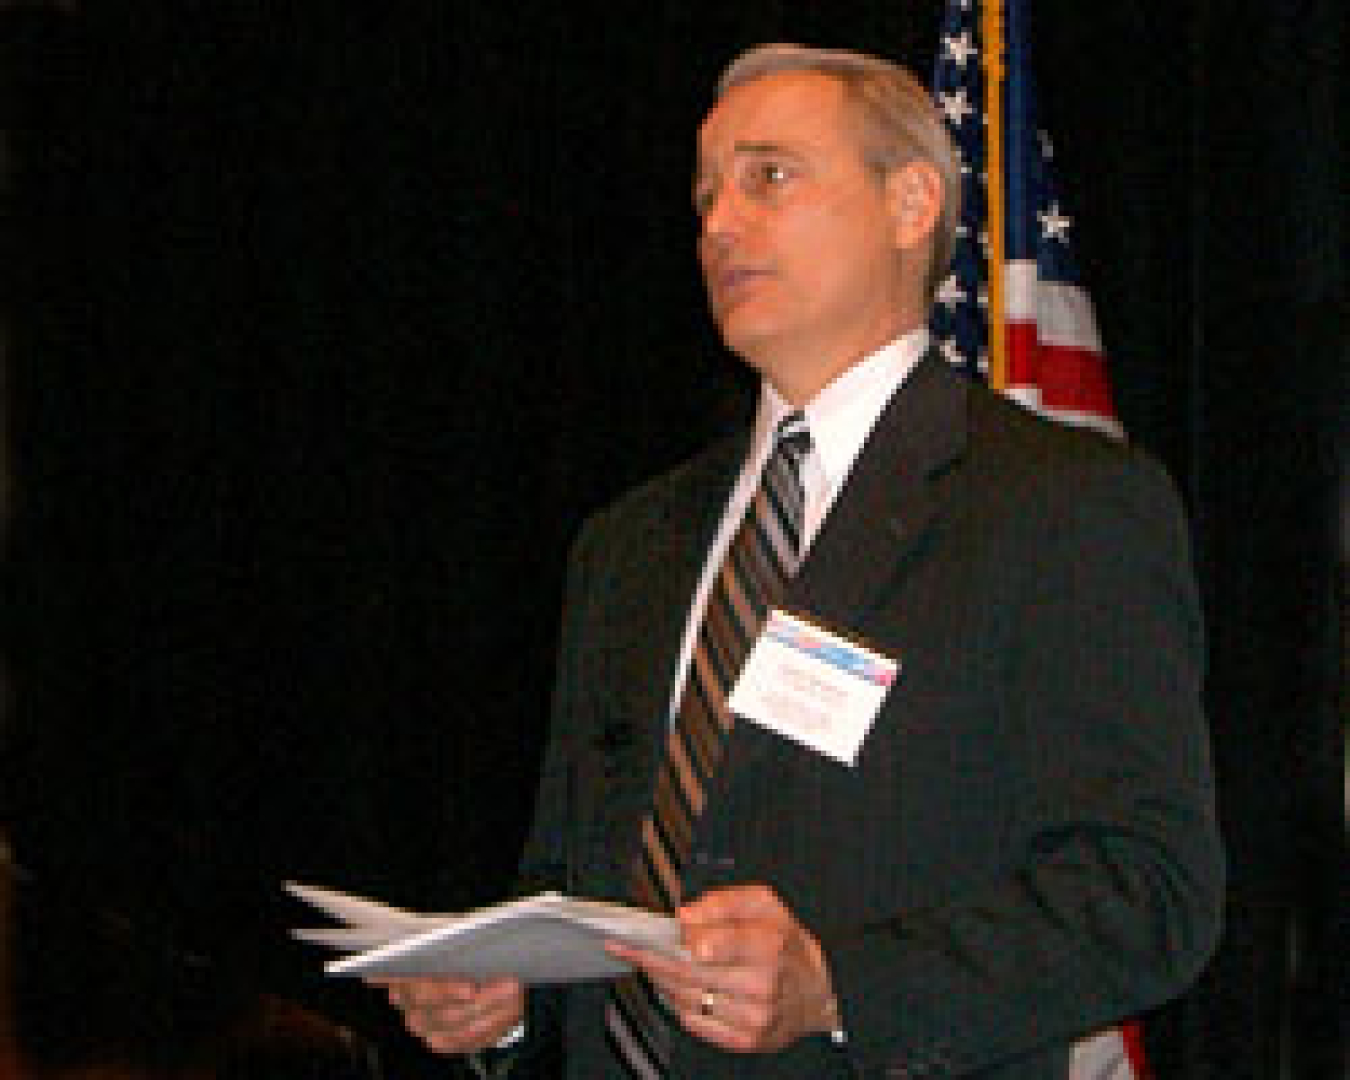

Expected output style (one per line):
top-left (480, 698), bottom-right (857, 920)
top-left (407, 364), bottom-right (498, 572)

top-left (981, 0), bottom-right (1008, 390)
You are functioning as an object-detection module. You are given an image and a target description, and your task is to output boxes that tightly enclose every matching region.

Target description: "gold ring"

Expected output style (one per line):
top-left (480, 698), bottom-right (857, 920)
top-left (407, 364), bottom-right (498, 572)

top-left (698, 989), bottom-right (717, 1017)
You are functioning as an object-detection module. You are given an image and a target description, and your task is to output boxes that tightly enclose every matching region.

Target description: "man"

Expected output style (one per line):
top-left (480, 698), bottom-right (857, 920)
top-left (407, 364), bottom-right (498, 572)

top-left (384, 43), bottom-right (1224, 1078)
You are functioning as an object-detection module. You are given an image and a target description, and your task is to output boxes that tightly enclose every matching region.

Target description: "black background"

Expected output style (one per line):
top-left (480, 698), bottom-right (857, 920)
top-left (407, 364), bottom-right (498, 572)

top-left (2, 2), bottom-right (1344, 1076)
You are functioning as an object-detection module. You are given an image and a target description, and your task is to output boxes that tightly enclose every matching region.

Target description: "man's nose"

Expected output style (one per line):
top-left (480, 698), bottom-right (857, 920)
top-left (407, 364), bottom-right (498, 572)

top-left (699, 182), bottom-right (747, 245)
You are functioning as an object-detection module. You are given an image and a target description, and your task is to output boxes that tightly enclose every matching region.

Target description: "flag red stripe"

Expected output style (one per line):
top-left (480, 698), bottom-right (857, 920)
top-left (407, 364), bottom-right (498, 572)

top-left (1006, 322), bottom-right (1116, 417)
top-left (1121, 1019), bottom-right (1153, 1079)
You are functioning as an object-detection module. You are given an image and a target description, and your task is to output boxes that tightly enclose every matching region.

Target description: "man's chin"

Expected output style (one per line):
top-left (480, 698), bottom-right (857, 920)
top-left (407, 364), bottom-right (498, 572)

top-left (713, 309), bottom-right (784, 359)
top-left (715, 330), bottom-right (790, 381)
top-left (716, 328), bottom-right (772, 366)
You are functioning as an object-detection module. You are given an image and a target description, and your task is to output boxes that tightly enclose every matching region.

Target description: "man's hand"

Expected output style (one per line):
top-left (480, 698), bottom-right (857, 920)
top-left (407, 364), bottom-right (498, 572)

top-left (606, 883), bottom-right (841, 1054)
top-left (373, 975), bottom-right (525, 1056)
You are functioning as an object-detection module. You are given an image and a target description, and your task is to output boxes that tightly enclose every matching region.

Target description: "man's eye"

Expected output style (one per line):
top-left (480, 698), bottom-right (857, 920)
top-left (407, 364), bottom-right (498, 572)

top-left (754, 162), bottom-right (790, 186)
top-left (740, 161), bottom-right (795, 201)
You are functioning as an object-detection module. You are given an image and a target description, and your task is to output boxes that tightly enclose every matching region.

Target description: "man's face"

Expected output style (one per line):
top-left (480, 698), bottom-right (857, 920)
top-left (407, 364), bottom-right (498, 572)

top-left (695, 71), bottom-right (918, 401)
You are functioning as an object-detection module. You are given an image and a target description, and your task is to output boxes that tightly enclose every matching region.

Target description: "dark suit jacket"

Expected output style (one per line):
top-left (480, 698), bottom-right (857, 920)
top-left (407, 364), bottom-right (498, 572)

top-left (512, 353), bottom-right (1225, 1078)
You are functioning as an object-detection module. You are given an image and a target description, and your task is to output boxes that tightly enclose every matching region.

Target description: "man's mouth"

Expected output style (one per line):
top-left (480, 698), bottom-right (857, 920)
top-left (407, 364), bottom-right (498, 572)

top-left (711, 265), bottom-right (767, 308)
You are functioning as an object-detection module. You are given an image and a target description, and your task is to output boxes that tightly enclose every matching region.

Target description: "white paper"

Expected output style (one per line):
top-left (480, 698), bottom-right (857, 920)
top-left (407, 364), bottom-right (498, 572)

top-left (286, 882), bottom-right (684, 984)
top-left (286, 880), bottom-right (438, 931)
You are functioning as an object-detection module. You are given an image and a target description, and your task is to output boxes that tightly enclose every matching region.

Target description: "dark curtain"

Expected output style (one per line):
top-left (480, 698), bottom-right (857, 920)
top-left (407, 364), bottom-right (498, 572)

top-left (2, 2), bottom-right (1343, 1077)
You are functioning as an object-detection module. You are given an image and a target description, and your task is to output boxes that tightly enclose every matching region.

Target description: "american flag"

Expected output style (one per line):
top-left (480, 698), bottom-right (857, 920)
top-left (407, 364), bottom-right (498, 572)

top-left (930, 0), bottom-right (1122, 437)
top-left (931, 3), bottom-right (1146, 1078)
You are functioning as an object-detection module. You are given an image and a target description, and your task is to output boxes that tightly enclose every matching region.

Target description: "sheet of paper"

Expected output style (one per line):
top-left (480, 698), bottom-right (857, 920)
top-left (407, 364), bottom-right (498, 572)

top-left (286, 883), bottom-right (685, 985)
top-left (291, 926), bottom-right (411, 952)
top-left (285, 880), bottom-right (436, 932)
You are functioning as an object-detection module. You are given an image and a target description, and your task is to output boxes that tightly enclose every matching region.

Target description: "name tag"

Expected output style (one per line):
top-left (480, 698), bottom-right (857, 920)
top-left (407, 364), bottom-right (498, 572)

top-left (726, 609), bottom-right (898, 766)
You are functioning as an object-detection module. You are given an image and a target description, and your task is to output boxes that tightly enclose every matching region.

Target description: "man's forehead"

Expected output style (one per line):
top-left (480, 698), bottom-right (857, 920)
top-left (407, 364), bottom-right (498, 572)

top-left (697, 70), bottom-right (851, 161)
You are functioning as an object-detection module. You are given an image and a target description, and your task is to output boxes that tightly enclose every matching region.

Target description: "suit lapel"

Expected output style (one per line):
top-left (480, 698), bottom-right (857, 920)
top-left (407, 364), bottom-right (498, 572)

top-left (790, 349), bottom-right (970, 635)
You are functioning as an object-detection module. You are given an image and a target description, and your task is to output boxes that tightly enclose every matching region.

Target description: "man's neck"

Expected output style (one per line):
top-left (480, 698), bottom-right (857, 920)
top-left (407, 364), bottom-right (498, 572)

top-left (752, 318), bottom-right (927, 407)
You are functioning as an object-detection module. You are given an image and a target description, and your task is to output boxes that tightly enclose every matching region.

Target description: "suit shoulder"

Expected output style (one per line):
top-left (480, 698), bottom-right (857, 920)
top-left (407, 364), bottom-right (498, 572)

top-left (962, 382), bottom-right (1188, 536)
top-left (968, 382), bottom-right (1166, 483)
top-left (570, 434), bottom-right (742, 559)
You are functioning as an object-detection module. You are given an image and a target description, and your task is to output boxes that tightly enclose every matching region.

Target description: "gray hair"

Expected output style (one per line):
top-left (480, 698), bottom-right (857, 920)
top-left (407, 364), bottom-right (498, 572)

top-left (716, 43), bottom-right (961, 300)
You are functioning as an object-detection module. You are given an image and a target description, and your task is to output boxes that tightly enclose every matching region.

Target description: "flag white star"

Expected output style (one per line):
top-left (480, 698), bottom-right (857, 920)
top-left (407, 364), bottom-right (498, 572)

top-left (1039, 201), bottom-right (1072, 242)
top-left (937, 89), bottom-right (974, 128)
top-left (935, 274), bottom-right (967, 310)
top-left (943, 30), bottom-right (977, 68)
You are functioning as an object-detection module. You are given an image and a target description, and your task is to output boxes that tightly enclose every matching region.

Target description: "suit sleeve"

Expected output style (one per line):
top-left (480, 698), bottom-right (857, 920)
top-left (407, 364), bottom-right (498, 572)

top-left (517, 511), bottom-right (603, 897)
top-left (496, 512), bottom-right (608, 1069)
top-left (819, 448), bottom-right (1225, 1076)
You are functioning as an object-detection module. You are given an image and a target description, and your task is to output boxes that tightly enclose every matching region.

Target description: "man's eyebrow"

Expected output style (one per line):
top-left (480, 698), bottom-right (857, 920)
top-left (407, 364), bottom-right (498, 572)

top-left (694, 141), bottom-right (802, 191)
top-left (731, 140), bottom-right (797, 157)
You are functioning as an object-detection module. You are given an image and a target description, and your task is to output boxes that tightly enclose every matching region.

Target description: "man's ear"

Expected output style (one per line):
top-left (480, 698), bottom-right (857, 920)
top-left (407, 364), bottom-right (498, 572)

top-left (885, 161), bottom-right (943, 251)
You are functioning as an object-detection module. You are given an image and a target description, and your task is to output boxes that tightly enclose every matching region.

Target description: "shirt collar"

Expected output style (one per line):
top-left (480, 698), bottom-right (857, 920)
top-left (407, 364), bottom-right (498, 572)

top-left (754, 328), bottom-right (930, 489)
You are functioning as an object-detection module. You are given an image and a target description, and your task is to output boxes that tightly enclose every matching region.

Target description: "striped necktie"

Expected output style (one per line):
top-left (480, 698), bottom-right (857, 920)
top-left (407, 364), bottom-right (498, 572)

top-left (606, 411), bottom-right (813, 1077)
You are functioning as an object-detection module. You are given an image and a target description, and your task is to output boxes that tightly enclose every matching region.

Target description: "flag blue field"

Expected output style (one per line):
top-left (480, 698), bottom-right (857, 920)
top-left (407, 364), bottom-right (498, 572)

top-left (931, 0), bottom-right (1122, 437)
